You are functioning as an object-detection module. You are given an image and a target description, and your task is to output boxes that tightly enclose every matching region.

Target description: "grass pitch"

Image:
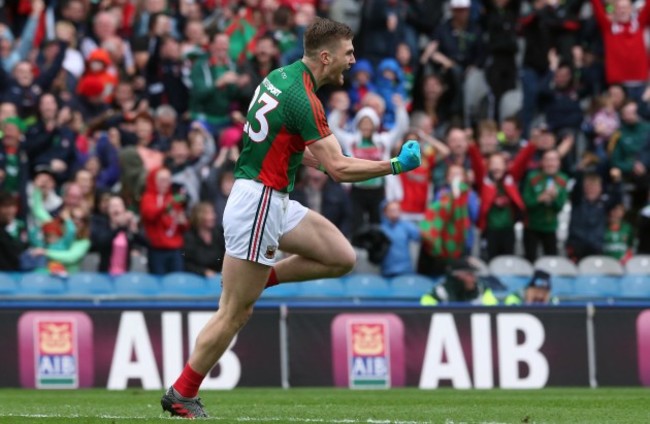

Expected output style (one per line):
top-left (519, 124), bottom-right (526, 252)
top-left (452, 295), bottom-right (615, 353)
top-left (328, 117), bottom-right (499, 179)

top-left (0, 388), bottom-right (648, 423)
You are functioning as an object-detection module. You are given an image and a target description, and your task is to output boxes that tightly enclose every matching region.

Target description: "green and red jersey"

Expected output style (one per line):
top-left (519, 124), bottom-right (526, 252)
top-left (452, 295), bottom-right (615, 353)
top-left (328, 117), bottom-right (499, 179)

top-left (234, 60), bottom-right (332, 192)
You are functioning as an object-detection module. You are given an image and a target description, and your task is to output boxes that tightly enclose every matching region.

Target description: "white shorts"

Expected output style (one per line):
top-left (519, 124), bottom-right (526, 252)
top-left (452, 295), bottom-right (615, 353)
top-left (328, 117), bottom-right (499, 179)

top-left (223, 179), bottom-right (309, 266)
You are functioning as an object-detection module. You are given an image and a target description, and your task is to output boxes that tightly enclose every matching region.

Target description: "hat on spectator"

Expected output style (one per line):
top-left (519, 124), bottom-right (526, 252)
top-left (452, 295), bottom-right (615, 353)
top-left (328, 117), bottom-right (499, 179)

top-left (353, 107), bottom-right (381, 130)
top-left (352, 59), bottom-right (374, 79)
top-left (450, 0), bottom-right (471, 8)
top-left (220, 126), bottom-right (243, 148)
top-left (42, 219), bottom-right (64, 238)
top-left (447, 257), bottom-right (478, 274)
top-left (2, 116), bottom-right (26, 133)
top-left (33, 164), bottom-right (57, 179)
top-left (528, 270), bottom-right (552, 290)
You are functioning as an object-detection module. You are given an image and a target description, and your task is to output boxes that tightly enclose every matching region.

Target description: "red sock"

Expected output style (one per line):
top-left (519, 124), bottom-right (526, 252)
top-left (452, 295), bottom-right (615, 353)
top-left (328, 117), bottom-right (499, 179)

top-left (173, 363), bottom-right (205, 398)
top-left (265, 267), bottom-right (279, 288)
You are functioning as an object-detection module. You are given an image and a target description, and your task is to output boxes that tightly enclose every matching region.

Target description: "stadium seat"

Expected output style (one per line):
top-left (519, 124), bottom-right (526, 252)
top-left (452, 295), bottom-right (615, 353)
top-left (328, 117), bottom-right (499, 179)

top-left (489, 255), bottom-right (534, 276)
top-left (498, 275), bottom-right (530, 292)
top-left (625, 255), bottom-right (650, 275)
top-left (534, 256), bottom-right (579, 277)
top-left (67, 272), bottom-right (114, 295)
top-left (113, 273), bottom-right (161, 296)
top-left (79, 252), bottom-right (100, 272)
top-left (298, 278), bottom-right (345, 297)
top-left (578, 256), bottom-right (624, 276)
top-left (389, 274), bottom-right (437, 299)
top-left (205, 273), bottom-right (223, 297)
top-left (551, 277), bottom-right (576, 297)
top-left (574, 275), bottom-right (621, 297)
top-left (261, 282), bottom-right (303, 298)
top-left (0, 273), bottom-right (18, 295)
top-left (129, 252), bottom-right (148, 273)
top-left (19, 273), bottom-right (66, 295)
top-left (620, 275), bottom-right (650, 298)
top-left (161, 272), bottom-right (210, 296)
top-left (343, 274), bottom-right (392, 298)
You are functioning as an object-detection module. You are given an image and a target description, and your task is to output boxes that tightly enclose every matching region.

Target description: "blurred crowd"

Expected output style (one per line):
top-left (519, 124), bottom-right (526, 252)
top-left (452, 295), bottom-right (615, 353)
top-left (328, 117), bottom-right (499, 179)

top-left (1, 0), bottom-right (650, 282)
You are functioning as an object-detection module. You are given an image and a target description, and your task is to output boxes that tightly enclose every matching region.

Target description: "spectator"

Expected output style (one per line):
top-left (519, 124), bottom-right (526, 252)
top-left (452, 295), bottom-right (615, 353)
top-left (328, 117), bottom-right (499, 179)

top-left (189, 32), bottom-right (245, 134)
top-left (81, 11), bottom-right (135, 76)
top-left (27, 168), bottom-right (62, 221)
top-left (379, 200), bottom-right (420, 278)
top-left (375, 58), bottom-right (407, 129)
top-left (30, 207), bottom-right (92, 276)
top-left (395, 43), bottom-right (415, 102)
top-left (201, 161), bottom-right (236, 223)
top-left (423, 0), bottom-right (485, 126)
top-left (0, 191), bottom-right (27, 271)
top-left (539, 52), bottom-right (584, 135)
top-left (420, 257), bottom-right (498, 305)
top-left (145, 35), bottom-right (189, 115)
top-left (519, 0), bottom-right (558, 136)
top-left (522, 149), bottom-right (569, 262)
top-left (603, 203), bottom-right (634, 261)
top-left (0, 0), bottom-right (43, 72)
top-left (347, 59), bottom-right (376, 112)
top-left (432, 127), bottom-right (472, 190)
top-left (329, 96), bottom-right (408, 229)
top-left (73, 169), bottom-right (96, 212)
top-left (608, 100), bottom-right (650, 210)
top-left (24, 94), bottom-right (77, 185)
top-left (167, 122), bottom-right (216, 208)
top-left (584, 94), bottom-right (620, 163)
top-left (92, 195), bottom-right (143, 275)
top-left (504, 269), bottom-right (557, 305)
top-left (76, 48), bottom-right (119, 105)
top-left (482, 0), bottom-right (520, 121)
top-left (498, 115), bottom-right (526, 160)
top-left (566, 170), bottom-right (623, 261)
top-left (0, 46), bottom-right (67, 120)
top-left (469, 133), bottom-right (536, 260)
top-left (591, 0), bottom-right (650, 101)
top-left (412, 72), bottom-right (454, 135)
top-left (0, 117), bottom-right (29, 201)
top-left (239, 34), bottom-right (280, 101)
top-left (418, 168), bottom-right (475, 277)
top-left (476, 120), bottom-right (500, 156)
top-left (183, 202), bottom-right (225, 277)
top-left (356, 0), bottom-right (402, 67)
top-left (395, 119), bottom-right (450, 222)
top-left (140, 167), bottom-right (188, 275)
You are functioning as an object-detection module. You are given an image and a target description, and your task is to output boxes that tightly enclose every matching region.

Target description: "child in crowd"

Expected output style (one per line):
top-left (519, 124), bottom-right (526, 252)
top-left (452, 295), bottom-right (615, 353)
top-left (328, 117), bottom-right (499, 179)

top-left (603, 203), bottom-right (634, 262)
top-left (348, 59), bottom-right (376, 112)
top-left (380, 201), bottom-right (420, 278)
top-left (375, 58), bottom-right (408, 129)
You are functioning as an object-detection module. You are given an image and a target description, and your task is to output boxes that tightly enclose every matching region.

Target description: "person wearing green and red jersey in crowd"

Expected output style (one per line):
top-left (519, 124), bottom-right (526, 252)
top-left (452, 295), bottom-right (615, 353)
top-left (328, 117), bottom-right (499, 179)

top-left (603, 203), bottom-right (634, 262)
top-left (522, 149), bottom-right (568, 263)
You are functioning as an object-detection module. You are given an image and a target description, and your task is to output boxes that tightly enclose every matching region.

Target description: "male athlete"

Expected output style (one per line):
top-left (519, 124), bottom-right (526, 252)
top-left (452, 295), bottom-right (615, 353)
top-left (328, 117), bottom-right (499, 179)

top-left (161, 18), bottom-right (421, 418)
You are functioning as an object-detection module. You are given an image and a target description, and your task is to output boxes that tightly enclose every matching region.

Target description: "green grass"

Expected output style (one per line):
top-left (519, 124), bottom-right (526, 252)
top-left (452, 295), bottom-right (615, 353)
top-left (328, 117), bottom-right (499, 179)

top-left (0, 388), bottom-right (648, 423)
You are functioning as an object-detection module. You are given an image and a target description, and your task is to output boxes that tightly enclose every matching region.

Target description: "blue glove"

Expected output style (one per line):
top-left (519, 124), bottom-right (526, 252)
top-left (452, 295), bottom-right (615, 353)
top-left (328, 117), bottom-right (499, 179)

top-left (390, 140), bottom-right (421, 174)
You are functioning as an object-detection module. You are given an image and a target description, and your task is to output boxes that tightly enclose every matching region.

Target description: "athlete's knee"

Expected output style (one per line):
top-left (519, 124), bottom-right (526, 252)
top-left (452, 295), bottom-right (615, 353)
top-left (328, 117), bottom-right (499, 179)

top-left (329, 246), bottom-right (356, 276)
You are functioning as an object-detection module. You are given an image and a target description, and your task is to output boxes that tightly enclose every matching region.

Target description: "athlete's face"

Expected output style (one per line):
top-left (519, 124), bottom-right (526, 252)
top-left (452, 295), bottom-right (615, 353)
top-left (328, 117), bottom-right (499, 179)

top-left (328, 38), bottom-right (355, 86)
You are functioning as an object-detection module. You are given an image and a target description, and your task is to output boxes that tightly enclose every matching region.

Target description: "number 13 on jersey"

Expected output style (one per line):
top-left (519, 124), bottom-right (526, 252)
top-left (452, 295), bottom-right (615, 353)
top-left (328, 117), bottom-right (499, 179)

top-left (243, 85), bottom-right (280, 143)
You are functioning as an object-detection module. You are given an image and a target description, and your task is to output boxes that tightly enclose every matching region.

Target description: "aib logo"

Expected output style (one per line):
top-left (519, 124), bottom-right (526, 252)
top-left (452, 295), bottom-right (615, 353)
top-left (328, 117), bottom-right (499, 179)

top-left (18, 312), bottom-right (94, 389)
top-left (331, 313), bottom-right (405, 388)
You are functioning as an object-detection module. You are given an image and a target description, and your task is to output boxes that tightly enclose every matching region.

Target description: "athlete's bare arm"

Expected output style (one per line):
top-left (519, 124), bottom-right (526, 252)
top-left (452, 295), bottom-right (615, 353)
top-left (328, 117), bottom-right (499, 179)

top-left (307, 133), bottom-right (393, 182)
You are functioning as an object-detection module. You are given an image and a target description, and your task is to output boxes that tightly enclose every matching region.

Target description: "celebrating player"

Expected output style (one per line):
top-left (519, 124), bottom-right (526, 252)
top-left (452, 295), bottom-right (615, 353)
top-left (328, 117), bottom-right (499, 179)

top-left (161, 18), bottom-right (422, 418)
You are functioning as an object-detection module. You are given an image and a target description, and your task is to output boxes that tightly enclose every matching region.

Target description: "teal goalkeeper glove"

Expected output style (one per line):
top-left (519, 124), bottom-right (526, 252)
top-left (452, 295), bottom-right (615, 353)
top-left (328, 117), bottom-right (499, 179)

top-left (390, 140), bottom-right (422, 174)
